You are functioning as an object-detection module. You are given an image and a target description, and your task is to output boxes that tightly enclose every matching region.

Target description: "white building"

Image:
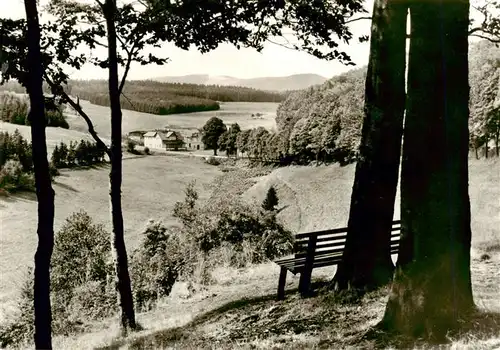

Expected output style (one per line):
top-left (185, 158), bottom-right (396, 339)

top-left (143, 130), bottom-right (184, 150)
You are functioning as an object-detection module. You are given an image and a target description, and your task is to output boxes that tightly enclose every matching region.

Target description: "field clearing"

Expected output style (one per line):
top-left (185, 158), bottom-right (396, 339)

top-left (0, 155), bottom-right (222, 319)
top-left (65, 100), bottom-right (278, 138)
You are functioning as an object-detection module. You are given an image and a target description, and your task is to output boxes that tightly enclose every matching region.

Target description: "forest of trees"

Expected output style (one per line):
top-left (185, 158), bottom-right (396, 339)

top-left (0, 93), bottom-right (69, 128)
top-left (236, 40), bottom-right (499, 166)
top-left (0, 79), bottom-right (288, 116)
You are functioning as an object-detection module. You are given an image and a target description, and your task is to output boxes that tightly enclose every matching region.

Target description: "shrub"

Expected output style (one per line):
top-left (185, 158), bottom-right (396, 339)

top-left (144, 146), bottom-right (150, 155)
top-left (51, 211), bottom-right (113, 294)
top-left (0, 269), bottom-right (34, 347)
top-left (0, 159), bottom-right (35, 192)
top-left (205, 156), bottom-right (220, 166)
top-left (0, 130), bottom-right (33, 172)
top-left (130, 221), bottom-right (185, 310)
top-left (172, 183), bottom-right (294, 279)
top-left (126, 139), bottom-right (138, 154)
top-left (262, 186), bottom-right (279, 211)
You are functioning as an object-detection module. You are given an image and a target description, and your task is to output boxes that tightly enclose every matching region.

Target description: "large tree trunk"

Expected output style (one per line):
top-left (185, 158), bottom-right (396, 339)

top-left (24, 0), bottom-right (55, 348)
top-left (381, 0), bottom-right (474, 339)
top-left (103, 0), bottom-right (137, 333)
top-left (332, 0), bottom-right (407, 291)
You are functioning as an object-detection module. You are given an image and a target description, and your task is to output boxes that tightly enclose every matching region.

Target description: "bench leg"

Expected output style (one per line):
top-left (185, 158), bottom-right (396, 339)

top-left (299, 267), bottom-right (313, 297)
top-left (277, 266), bottom-right (287, 300)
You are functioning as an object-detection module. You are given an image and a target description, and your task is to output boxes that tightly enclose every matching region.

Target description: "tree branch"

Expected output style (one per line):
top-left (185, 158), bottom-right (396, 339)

top-left (345, 16), bottom-right (372, 24)
top-left (118, 44), bottom-right (135, 94)
top-left (469, 33), bottom-right (500, 43)
top-left (44, 74), bottom-right (112, 159)
top-left (266, 38), bottom-right (298, 52)
top-left (120, 91), bottom-right (137, 110)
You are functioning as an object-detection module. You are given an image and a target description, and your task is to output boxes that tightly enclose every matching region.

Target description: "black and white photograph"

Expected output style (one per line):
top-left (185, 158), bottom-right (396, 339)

top-left (0, 0), bottom-right (499, 348)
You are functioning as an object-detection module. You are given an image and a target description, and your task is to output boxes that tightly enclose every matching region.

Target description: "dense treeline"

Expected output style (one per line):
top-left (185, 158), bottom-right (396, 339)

top-left (66, 80), bottom-right (222, 115)
top-left (0, 79), bottom-right (286, 116)
top-left (51, 140), bottom-right (106, 168)
top-left (237, 41), bottom-right (499, 165)
top-left (0, 130), bottom-right (104, 194)
top-left (0, 93), bottom-right (69, 129)
top-left (120, 80), bottom-right (286, 102)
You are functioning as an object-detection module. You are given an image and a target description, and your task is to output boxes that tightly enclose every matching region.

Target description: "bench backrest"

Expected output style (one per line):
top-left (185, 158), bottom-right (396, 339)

top-left (293, 220), bottom-right (401, 259)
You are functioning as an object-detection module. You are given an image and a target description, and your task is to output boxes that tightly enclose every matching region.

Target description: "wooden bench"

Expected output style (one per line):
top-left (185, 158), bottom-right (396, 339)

top-left (274, 220), bottom-right (401, 300)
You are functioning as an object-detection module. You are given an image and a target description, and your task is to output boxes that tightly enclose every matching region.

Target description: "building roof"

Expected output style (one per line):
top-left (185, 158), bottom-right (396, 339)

top-left (143, 130), bottom-right (184, 141)
top-left (128, 130), bottom-right (145, 137)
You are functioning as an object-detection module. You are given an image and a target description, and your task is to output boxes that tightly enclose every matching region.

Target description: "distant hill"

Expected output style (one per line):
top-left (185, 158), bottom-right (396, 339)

top-left (154, 73), bottom-right (328, 92)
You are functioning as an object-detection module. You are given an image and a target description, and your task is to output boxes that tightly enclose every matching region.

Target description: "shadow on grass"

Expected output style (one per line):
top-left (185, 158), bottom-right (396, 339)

top-left (0, 190), bottom-right (37, 203)
top-left (95, 286), bottom-right (311, 350)
top-left (53, 181), bottom-right (79, 193)
top-left (57, 162), bottom-right (110, 173)
top-left (358, 309), bottom-right (500, 349)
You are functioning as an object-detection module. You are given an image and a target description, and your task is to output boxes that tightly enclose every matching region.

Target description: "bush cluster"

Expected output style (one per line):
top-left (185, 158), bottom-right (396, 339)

top-left (51, 140), bottom-right (106, 168)
top-left (0, 93), bottom-right (69, 129)
top-left (173, 182), bottom-right (294, 270)
top-left (0, 130), bottom-right (35, 193)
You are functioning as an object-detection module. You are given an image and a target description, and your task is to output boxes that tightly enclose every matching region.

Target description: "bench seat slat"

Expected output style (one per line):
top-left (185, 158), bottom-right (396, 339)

top-left (294, 230), bottom-right (400, 247)
top-left (294, 224), bottom-right (401, 240)
top-left (295, 239), bottom-right (400, 254)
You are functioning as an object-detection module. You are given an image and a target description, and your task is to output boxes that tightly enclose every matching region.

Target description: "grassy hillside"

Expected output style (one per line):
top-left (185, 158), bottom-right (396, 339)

top-left (42, 159), bottom-right (500, 349)
top-left (243, 159), bottom-right (499, 249)
top-left (1, 155), bottom-right (498, 348)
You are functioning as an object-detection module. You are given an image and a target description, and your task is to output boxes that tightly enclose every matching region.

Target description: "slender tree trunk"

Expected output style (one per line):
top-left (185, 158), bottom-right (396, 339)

top-left (495, 130), bottom-right (499, 157)
top-left (24, 0), bottom-right (55, 348)
top-left (474, 144), bottom-right (479, 159)
top-left (484, 135), bottom-right (489, 158)
top-left (332, 0), bottom-right (408, 291)
top-left (381, 0), bottom-right (474, 339)
top-left (103, 0), bottom-right (136, 333)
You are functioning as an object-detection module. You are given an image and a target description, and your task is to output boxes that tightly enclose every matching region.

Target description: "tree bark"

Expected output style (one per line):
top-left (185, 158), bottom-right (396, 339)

top-left (332, 0), bottom-right (408, 291)
top-left (103, 0), bottom-right (137, 333)
top-left (381, 0), bottom-right (474, 339)
top-left (24, 0), bottom-right (55, 348)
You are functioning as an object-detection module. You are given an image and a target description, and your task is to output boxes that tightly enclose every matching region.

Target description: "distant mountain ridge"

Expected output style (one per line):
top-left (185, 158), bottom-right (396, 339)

top-left (153, 73), bottom-right (328, 92)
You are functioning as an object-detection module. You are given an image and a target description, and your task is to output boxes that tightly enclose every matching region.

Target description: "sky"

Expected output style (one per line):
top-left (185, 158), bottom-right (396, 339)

top-left (2, 0), bottom-right (374, 80)
top-left (1, 0), bottom-right (486, 81)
